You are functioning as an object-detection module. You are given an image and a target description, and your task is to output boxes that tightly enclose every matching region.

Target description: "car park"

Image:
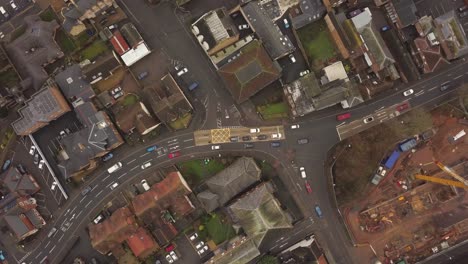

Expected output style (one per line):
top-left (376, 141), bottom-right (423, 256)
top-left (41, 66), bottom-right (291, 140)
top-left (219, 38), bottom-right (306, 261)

top-left (102, 152), bottom-right (113, 162)
top-left (283, 18), bottom-right (290, 28)
top-left (289, 54), bottom-right (296, 63)
top-left (250, 128), bottom-right (260, 133)
top-left (93, 214), bottom-right (104, 224)
top-left (300, 167), bottom-right (306, 178)
top-left (271, 142), bottom-right (281, 148)
top-left (257, 134), bottom-right (268, 140)
top-left (305, 181), bottom-right (312, 193)
top-left (168, 151), bottom-right (181, 159)
top-left (336, 112), bottom-right (351, 121)
top-left (29, 145), bottom-right (36, 155)
top-left (2, 159), bottom-right (11, 171)
top-left (141, 179), bottom-right (150, 191)
top-left (211, 145), bottom-right (220, 150)
top-left (297, 138), bottom-right (309, 145)
top-left (403, 89), bottom-right (414, 96)
top-left (110, 182), bottom-right (119, 190)
top-left (272, 133), bottom-right (282, 139)
top-left (146, 145), bottom-right (158, 152)
top-left (290, 124), bottom-right (300, 129)
top-left (238, 24), bottom-right (249, 30)
top-left (315, 205), bottom-right (323, 218)
top-left (244, 143), bottom-right (254, 149)
top-left (176, 67), bottom-right (188, 76)
top-left (81, 186), bottom-right (92, 196)
top-left (299, 70), bottom-right (310, 77)
top-left (38, 159), bottom-right (45, 170)
top-left (363, 116), bottom-right (374, 123)
top-left (141, 162), bottom-right (151, 169)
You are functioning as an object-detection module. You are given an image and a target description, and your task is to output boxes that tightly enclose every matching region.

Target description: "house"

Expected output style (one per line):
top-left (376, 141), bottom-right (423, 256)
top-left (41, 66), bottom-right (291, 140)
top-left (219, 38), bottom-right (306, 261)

top-left (240, 1), bottom-right (294, 59)
top-left (191, 8), bottom-right (240, 56)
top-left (5, 15), bottom-right (64, 95)
top-left (131, 171), bottom-right (194, 245)
top-left (11, 85), bottom-right (71, 136)
top-left (410, 37), bottom-right (449, 74)
top-left (120, 23), bottom-right (144, 48)
top-left (1, 196), bottom-right (46, 241)
top-left (0, 167), bottom-right (40, 196)
top-left (322, 61), bottom-right (348, 84)
top-left (61, 0), bottom-right (116, 36)
top-left (392, 0), bottom-right (418, 28)
top-left (217, 40), bottom-right (281, 103)
top-left (143, 74), bottom-right (193, 127)
top-left (207, 238), bottom-right (260, 264)
top-left (289, 0), bottom-right (326, 29)
top-left (82, 53), bottom-right (122, 84)
top-left (89, 207), bottom-right (138, 256)
top-left (433, 11), bottom-right (468, 60)
top-left (197, 157), bottom-right (261, 212)
top-left (55, 64), bottom-right (95, 103)
top-left (110, 31), bottom-right (130, 56)
top-left (115, 102), bottom-right (160, 135)
top-left (110, 26), bottom-right (151, 66)
top-left (126, 227), bottom-right (159, 259)
top-left (228, 182), bottom-right (293, 247)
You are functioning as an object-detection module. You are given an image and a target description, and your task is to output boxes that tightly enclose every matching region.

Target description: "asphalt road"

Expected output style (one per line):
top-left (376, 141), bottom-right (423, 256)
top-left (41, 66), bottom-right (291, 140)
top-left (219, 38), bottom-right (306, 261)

top-left (13, 1), bottom-right (468, 263)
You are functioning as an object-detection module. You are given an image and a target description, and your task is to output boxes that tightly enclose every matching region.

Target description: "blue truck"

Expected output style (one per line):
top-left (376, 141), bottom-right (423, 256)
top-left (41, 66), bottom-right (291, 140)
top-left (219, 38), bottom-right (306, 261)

top-left (399, 138), bottom-right (417, 152)
top-left (384, 150), bottom-right (400, 169)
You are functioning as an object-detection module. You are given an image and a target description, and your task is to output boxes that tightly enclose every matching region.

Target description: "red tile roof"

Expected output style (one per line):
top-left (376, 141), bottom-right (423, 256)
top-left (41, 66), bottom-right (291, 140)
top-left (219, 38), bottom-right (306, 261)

top-left (126, 227), bottom-right (159, 259)
top-left (413, 37), bottom-right (449, 73)
top-left (110, 31), bottom-right (130, 56)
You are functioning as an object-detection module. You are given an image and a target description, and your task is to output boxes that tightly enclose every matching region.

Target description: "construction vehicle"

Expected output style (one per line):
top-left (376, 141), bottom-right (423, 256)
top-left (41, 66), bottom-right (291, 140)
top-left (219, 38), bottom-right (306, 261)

top-left (414, 160), bottom-right (468, 188)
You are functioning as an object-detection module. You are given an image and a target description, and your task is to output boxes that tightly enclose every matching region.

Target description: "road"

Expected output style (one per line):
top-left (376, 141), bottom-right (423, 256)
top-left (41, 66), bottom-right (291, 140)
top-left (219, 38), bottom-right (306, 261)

top-left (14, 0), bottom-right (468, 263)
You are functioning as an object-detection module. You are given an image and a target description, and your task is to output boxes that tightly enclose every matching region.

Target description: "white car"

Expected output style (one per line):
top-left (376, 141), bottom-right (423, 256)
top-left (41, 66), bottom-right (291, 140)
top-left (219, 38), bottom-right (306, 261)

top-left (38, 159), bottom-right (45, 170)
top-left (403, 89), bottom-right (414, 96)
top-left (165, 255), bottom-right (174, 263)
top-left (51, 181), bottom-right (58, 191)
top-left (289, 54), bottom-right (296, 63)
top-left (300, 167), bottom-right (306, 178)
top-left (169, 251), bottom-right (178, 261)
top-left (283, 18), bottom-right (290, 28)
top-left (110, 182), bottom-right (119, 190)
top-left (363, 116), bottom-right (374, 123)
top-left (250, 128), bottom-right (260, 133)
top-left (141, 162), bottom-right (151, 169)
top-left (290, 124), bottom-right (300, 129)
top-left (196, 241), bottom-right (205, 249)
top-left (211, 145), bottom-right (220, 150)
top-left (176, 68), bottom-right (188, 76)
top-left (141, 179), bottom-right (150, 191)
top-left (272, 133), bottom-right (282, 139)
top-left (29, 145), bottom-right (36, 155)
top-left (299, 70), bottom-right (310, 77)
top-left (238, 24), bottom-right (249, 30)
top-left (189, 233), bottom-right (198, 241)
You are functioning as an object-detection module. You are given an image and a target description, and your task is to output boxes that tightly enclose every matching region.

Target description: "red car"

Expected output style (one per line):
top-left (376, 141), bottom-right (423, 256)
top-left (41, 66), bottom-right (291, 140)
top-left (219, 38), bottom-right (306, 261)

top-left (305, 181), bottom-right (312, 193)
top-left (336, 112), bottom-right (351, 121)
top-left (168, 151), bottom-right (181, 159)
top-left (165, 244), bottom-right (175, 252)
top-left (396, 102), bottom-right (409, 112)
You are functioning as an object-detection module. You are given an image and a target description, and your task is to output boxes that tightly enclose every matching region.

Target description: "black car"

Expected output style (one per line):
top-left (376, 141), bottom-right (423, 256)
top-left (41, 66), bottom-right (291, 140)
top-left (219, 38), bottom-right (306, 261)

top-left (271, 142), bottom-right (281, 148)
top-left (297, 138), bottom-right (309, 145)
top-left (242, 135), bottom-right (251, 141)
top-left (257, 135), bottom-right (268, 140)
top-left (16, 164), bottom-right (27, 174)
top-left (244, 143), bottom-right (254, 149)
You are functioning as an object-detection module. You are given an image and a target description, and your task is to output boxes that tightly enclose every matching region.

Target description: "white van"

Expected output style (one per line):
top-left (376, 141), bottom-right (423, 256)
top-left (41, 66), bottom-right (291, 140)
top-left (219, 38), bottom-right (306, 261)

top-left (107, 162), bottom-right (122, 173)
top-left (47, 227), bottom-right (57, 238)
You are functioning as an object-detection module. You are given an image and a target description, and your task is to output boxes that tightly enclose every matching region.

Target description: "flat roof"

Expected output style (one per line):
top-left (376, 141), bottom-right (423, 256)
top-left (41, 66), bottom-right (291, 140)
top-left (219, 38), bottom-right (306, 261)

top-left (120, 42), bottom-right (151, 67)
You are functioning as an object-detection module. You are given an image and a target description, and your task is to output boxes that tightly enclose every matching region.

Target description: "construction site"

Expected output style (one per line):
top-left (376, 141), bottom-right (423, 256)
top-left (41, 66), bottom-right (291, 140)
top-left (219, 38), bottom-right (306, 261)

top-left (346, 115), bottom-right (468, 263)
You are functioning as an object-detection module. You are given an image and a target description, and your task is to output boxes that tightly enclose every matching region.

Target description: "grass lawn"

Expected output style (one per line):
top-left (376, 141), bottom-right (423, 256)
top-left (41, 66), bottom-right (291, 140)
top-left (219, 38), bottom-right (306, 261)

top-left (257, 102), bottom-right (289, 120)
top-left (0, 69), bottom-right (20, 87)
top-left (199, 213), bottom-right (236, 245)
top-left (169, 113), bottom-right (193, 130)
top-left (39, 8), bottom-right (57, 22)
top-left (55, 29), bottom-right (77, 54)
top-left (74, 32), bottom-right (91, 48)
top-left (81, 40), bottom-right (108, 61)
top-left (297, 20), bottom-right (338, 70)
top-left (122, 94), bottom-right (138, 107)
top-left (177, 158), bottom-right (225, 186)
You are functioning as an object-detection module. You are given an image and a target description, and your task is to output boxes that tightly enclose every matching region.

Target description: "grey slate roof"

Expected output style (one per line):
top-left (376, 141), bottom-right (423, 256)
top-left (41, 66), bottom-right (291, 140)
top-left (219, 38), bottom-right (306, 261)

top-left (0, 168), bottom-right (40, 195)
top-left (4, 215), bottom-right (30, 238)
top-left (290, 0), bottom-right (326, 29)
top-left (197, 157), bottom-right (261, 212)
top-left (55, 64), bottom-right (95, 102)
top-left (393, 0), bottom-right (418, 27)
top-left (241, 1), bottom-right (294, 59)
top-left (5, 15), bottom-right (64, 92)
top-left (120, 23), bottom-right (143, 48)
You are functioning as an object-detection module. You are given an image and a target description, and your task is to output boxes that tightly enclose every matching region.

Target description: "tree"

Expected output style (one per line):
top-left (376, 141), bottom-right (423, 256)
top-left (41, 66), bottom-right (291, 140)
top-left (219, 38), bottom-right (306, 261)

top-left (257, 255), bottom-right (279, 264)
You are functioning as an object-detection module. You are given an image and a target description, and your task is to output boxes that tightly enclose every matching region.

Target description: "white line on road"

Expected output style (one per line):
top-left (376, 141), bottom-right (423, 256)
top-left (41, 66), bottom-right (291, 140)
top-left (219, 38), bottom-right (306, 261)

top-left (96, 190), bottom-right (103, 197)
top-left (76, 211), bottom-right (82, 219)
top-left (118, 172), bottom-right (127, 179)
top-left (91, 184), bottom-right (98, 191)
top-left (184, 146), bottom-right (195, 149)
top-left (44, 241), bottom-right (50, 248)
top-left (336, 121), bottom-right (346, 127)
top-left (428, 86), bottom-right (437, 91)
top-left (35, 253), bottom-right (42, 259)
top-left (415, 90), bottom-right (425, 97)
top-left (143, 159), bottom-right (152, 164)
top-left (127, 159), bottom-right (136, 164)
top-left (102, 175), bottom-right (110, 182)
top-left (354, 124), bottom-right (362, 129)
top-left (139, 152), bottom-right (149, 158)
top-left (85, 200), bottom-right (93, 208)
top-left (130, 166), bottom-right (138, 171)
top-left (49, 245), bottom-right (56, 254)
top-left (380, 117), bottom-right (389, 122)
top-left (183, 138), bottom-right (193, 142)
top-left (454, 74), bottom-right (463, 80)
top-left (58, 233), bottom-right (64, 242)
top-left (69, 206), bottom-right (76, 215)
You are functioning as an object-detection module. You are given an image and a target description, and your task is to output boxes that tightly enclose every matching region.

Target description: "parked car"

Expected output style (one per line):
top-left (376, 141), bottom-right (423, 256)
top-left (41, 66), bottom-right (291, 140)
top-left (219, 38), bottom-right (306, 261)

top-left (460, 10), bottom-right (468, 18)
top-left (299, 70), bottom-right (310, 77)
top-left (141, 162), bottom-right (151, 169)
top-left (16, 164), bottom-right (26, 174)
top-left (230, 136), bottom-right (239, 142)
top-left (2, 159), bottom-right (11, 171)
top-left (93, 214), bottom-right (104, 224)
top-left (108, 24), bottom-right (118, 30)
top-left (165, 255), bottom-right (174, 264)
top-left (189, 233), bottom-right (198, 241)
top-left (363, 116), bottom-right (374, 123)
top-left (0, 250), bottom-right (5, 261)
top-left (242, 135), bottom-right (252, 141)
top-left (169, 251), bottom-right (178, 261)
top-left (336, 112), bottom-right (351, 121)
top-left (29, 145), bottom-right (36, 155)
top-left (176, 67), bottom-right (188, 76)
top-left (305, 181), bottom-right (312, 193)
top-left (297, 138), bottom-right (309, 145)
top-left (250, 128), bottom-right (260, 133)
top-left (257, 134), bottom-right (268, 140)
top-left (271, 133), bottom-right (282, 139)
top-left (300, 167), bottom-right (306, 178)
top-left (315, 204), bottom-right (323, 218)
top-left (459, 5), bottom-right (468, 12)
top-left (403, 89), bottom-right (414, 96)
top-left (102, 153), bottom-right (113, 162)
top-left (33, 153), bottom-right (39, 164)
top-left (141, 179), bottom-right (150, 191)
top-left (290, 124), bottom-right (300, 129)
top-left (137, 71), bottom-right (148, 80)
top-left (289, 54), bottom-right (296, 63)
top-left (381, 25), bottom-right (390, 32)
top-left (244, 143), bottom-right (254, 149)
top-left (168, 151), bottom-right (181, 159)
top-left (110, 86), bottom-right (122, 95)
top-left (51, 181), bottom-right (58, 191)
top-left (283, 18), bottom-right (290, 28)
top-left (238, 24), bottom-right (249, 30)
top-left (211, 145), bottom-right (220, 150)
top-left (165, 244), bottom-right (175, 252)
top-left (81, 186), bottom-right (92, 196)
top-left (38, 159), bottom-right (45, 170)
top-left (271, 141), bottom-right (281, 148)
top-left (188, 82), bottom-right (199, 91)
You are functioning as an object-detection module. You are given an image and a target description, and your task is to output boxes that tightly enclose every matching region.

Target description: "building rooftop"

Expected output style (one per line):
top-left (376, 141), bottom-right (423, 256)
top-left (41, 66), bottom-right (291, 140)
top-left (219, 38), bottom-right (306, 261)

top-left (209, 238), bottom-right (261, 264)
top-left (0, 168), bottom-right (40, 196)
top-left (412, 37), bottom-right (448, 73)
top-left (120, 23), bottom-right (143, 48)
top-left (218, 40), bottom-right (281, 103)
top-left (434, 11), bottom-right (468, 60)
top-left (197, 157), bottom-right (261, 212)
top-left (241, 1), bottom-right (294, 59)
top-left (126, 227), bottom-right (159, 259)
top-left (115, 102), bottom-right (160, 135)
top-left (55, 64), bottom-right (95, 103)
top-left (120, 42), bottom-right (151, 67)
top-left (6, 15), bottom-right (64, 93)
top-left (82, 53), bottom-right (122, 84)
top-left (11, 85), bottom-right (71, 136)
top-left (110, 31), bottom-right (131, 56)
top-left (322, 61), bottom-right (348, 83)
top-left (289, 0), bottom-right (326, 29)
top-left (393, 0), bottom-right (418, 28)
top-left (1, 196), bottom-right (45, 241)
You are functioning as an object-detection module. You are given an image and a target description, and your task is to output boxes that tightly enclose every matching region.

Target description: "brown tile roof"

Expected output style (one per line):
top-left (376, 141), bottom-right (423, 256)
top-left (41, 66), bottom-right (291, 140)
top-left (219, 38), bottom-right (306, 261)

top-left (89, 207), bottom-right (138, 254)
top-left (413, 37), bottom-right (449, 73)
top-left (218, 40), bottom-right (281, 103)
top-left (126, 227), bottom-right (159, 259)
top-left (115, 102), bottom-right (159, 135)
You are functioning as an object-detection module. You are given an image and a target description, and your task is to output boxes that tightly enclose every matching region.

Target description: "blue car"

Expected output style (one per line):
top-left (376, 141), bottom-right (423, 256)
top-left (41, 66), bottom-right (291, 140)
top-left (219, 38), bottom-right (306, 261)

top-left (2, 159), bottom-right (11, 172)
top-left (146, 145), bottom-right (158, 152)
top-left (102, 153), bottom-right (113, 162)
top-left (381, 25), bottom-right (390, 32)
top-left (315, 205), bottom-right (323, 218)
top-left (0, 250), bottom-right (5, 261)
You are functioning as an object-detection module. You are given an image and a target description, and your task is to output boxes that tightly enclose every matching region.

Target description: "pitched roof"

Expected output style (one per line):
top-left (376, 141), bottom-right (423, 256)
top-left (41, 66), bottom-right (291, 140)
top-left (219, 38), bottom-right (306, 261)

top-left (55, 64), bottom-right (95, 103)
top-left (0, 168), bottom-right (40, 195)
top-left (290, 0), bottom-right (327, 29)
top-left (413, 37), bottom-right (449, 73)
top-left (110, 31), bottom-right (130, 56)
top-left (126, 227), bottom-right (159, 259)
top-left (209, 238), bottom-right (261, 264)
top-left (197, 157), bottom-right (261, 212)
top-left (434, 11), bottom-right (468, 60)
top-left (5, 15), bottom-right (64, 92)
top-left (218, 40), bottom-right (281, 103)
top-left (229, 182), bottom-right (292, 247)
top-left (241, 1), bottom-right (294, 59)
top-left (393, 0), bottom-right (418, 27)
top-left (115, 102), bottom-right (159, 135)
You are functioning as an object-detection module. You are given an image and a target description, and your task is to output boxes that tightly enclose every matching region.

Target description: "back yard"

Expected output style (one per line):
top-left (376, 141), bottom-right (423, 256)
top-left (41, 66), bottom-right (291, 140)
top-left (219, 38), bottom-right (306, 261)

top-left (198, 213), bottom-right (236, 245)
top-left (297, 20), bottom-right (338, 71)
top-left (177, 158), bottom-right (226, 186)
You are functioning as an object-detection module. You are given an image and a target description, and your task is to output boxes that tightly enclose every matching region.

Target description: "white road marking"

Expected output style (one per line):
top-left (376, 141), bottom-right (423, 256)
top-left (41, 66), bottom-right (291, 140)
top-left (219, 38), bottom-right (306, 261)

top-left (91, 184), bottom-right (98, 191)
top-left (183, 138), bottom-right (193, 142)
top-left (44, 241), bottom-right (50, 248)
top-left (76, 211), bottom-right (82, 219)
top-left (143, 159), bottom-right (152, 164)
top-left (58, 233), bottom-right (64, 242)
top-left (79, 196), bottom-right (87, 203)
top-left (184, 146), bottom-right (195, 149)
top-left (69, 206), bottom-right (76, 215)
top-left (336, 121), bottom-right (346, 127)
top-left (127, 159), bottom-right (136, 164)
top-left (102, 175), bottom-right (110, 182)
top-left (85, 200), bottom-right (93, 208)
top-left (354, 124), bottom-right (362, 129)
top-left (35, 253), bottom-right (42, 259)
top-left (139, 152), bottom-right (149, 158)
top-left (96, 190), bottom-right (104, 197)
top-left (428, 86), bottom-right (437, 91)
top-left (118, 172), bottom-right (127, 179)
top-left (49, 245), bottom-right (56, 254)
top-left (130, 166), bottom-right (138, 171)
top-left (415, 90), bottom-right (425, 97)
top-left (454, 74), bottom-right (463, 80)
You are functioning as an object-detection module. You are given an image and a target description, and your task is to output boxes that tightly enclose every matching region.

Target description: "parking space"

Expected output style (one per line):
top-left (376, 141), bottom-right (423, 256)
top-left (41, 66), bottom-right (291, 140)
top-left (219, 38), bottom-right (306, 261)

top-left (129, 50), bottom-right (171, 88)
top-left (0, 0), bottom-right (33, 25)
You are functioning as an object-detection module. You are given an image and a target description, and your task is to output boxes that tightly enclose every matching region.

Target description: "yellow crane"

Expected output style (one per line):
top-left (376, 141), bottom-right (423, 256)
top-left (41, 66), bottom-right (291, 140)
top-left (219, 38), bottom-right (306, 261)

top-left (414, 160), bottom-right (468, 188)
